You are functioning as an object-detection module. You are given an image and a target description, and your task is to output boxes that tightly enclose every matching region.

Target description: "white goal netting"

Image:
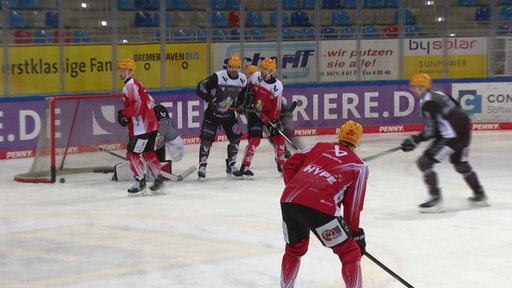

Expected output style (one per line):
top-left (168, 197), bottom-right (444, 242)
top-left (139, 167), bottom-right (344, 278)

top-left (15, 94), bottom-right (128, 183)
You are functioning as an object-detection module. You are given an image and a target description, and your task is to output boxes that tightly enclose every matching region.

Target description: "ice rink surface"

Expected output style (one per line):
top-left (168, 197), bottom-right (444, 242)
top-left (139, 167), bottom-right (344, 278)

top-left (1, 131), bottom-right (511, 288)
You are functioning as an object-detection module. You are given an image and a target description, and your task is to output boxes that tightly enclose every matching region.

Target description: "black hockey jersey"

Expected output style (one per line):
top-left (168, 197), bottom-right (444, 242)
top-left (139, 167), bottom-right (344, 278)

top-left (196, 70), bottom-right (248, 118)
top-left (418, 89), bottom-right (469, 141)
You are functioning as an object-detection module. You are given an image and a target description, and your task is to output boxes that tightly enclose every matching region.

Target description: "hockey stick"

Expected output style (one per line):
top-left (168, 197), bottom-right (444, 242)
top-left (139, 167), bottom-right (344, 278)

top-left (98, 147), bottom-right (195, 182)
top-left (280, 100), bottom-right (297, 116)
top-left (362, 146), bottom-right (401, 162)
top-left (365, 252), bottom-right (415, 288)
top-left (98, 147), bottom-right (127, 161)
top-left (230, 107), bottom-right (300, 151)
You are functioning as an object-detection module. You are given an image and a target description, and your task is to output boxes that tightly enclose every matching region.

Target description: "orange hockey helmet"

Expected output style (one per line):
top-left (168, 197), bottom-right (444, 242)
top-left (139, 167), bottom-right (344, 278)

top-left (227, 55), bottom-right (242, 68)
top-left (244, 64), bottom-right (258, 74)
top-left (259, 57), bottom-right (277, 72)
top-left (338, 120), bottom-right (363, 148)
top-left (117, 58), bottom-right (136, 71)
top-left (410, 73), bottom-right (432, 89)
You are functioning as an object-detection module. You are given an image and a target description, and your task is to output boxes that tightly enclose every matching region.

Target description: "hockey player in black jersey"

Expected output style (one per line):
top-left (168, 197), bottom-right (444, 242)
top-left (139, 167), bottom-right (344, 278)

top-left (195, 55), bottom-right (248, 180)
top-left (400, 73), bottom-right (488, 212)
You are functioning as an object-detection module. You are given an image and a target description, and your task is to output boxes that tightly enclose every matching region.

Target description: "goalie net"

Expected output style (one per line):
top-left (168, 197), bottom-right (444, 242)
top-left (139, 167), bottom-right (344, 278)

top-left (14, 94), bottom-right (128, 183)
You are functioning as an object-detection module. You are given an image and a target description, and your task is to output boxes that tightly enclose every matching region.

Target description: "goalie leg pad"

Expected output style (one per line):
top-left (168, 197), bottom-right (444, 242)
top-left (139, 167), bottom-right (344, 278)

top-left (113, 162), bottom-right (134, 181)
top-left (165, 136), bottom-right (184, 162)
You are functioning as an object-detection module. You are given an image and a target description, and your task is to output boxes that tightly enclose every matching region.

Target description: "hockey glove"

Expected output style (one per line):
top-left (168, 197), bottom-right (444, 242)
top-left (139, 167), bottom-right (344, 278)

top-left (268, 119), bottom-right (283, 136)
top-left (352, 228), bottom-right (366, 256)
top-left (401, 135), bottom-right (420, 152)
top-left (117, 110), bottom-right (129, 127)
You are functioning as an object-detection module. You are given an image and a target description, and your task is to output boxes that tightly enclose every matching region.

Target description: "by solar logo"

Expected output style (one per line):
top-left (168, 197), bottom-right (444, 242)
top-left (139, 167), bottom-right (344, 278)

top-left (458, 90), bottom-right (482, 115)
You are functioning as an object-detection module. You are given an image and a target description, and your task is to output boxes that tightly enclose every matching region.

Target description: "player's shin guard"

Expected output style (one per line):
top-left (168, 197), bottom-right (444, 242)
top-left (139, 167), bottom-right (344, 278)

top-left (333, 239), bottom-right (363, 288)
top-left (272, 135), bottom-right (286, 169)
top-left (242, 137), bottom-right (260, 166)
top-left (142, 151), bottom-right (161, 179)
top-left (281, 238), bottom-right (309, 288)
top-left (423, 169), bottom-right (440, 196)
top-left (127, 152), bottom-right (145, 179)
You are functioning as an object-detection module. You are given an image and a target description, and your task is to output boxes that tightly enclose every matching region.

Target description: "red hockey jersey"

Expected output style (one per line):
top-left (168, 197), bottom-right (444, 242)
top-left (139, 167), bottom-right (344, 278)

top-left (280, 142), bottom-right (369, 232)
top-left (248, 71), bottom-right (283, 123)
top-left (121, 77), bottom-right (158, 136)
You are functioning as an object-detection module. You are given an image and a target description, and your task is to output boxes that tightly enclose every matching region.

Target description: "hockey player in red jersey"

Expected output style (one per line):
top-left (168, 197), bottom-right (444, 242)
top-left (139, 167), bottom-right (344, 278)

top-left (280, 120), bottom-right (368, 288)
top-left (117, 58), bottom-right (163, 195)
top-left (401, 73), bottom-right (487, 212)
top-left (236, 58), bottom-right (286, 177)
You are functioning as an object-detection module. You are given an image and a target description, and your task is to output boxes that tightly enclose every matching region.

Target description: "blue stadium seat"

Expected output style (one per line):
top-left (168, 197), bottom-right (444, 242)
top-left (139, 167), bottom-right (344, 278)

top-left (246, 11), bottom-right (265, 27)
top-left (499, 6), bottom-right (512, 20)
top-left (291, 11), bottom-right (310, 26)
top-left (212, 28), bottom-right (228, 41)
top-left (364, 0), bottom-right (382, 8)
top-left (283, 0), bottom-right (301, 9)
top-left (7, 0), bottom-right (17, 8)
top-left (211, 0), bottom-right (225, 10)
top-left (298, 27), bottom-right (315, 39)
top-left (134, 11), bottom-right (153, 27)
top-left (394, 9), bottom-right (416, 25)
top-left (153, 12), bottom-right (172, 27)
top-left (18, 0), bottom-right (37, 9)
top-left (151, 0), bottom-right (171, 9)
top-left (270, 11), bottom-right (289, 26)
top-left (340, 26), bottom-right (357, 38)
top-left (496, 23), bottom-right (510, 35)
top-left (303, 0), bottom-right (315, 9)
top-left (225, 0), bottom-right (240, 9)
top-left (362, 26), bottom-right (381, 38)
top-left (118, 0), bottom-right (135, 10)
top-left (134, 0), bottom-right (152, 9)
top-left (196, 29), bottom-right (207, 41)
top-left (321, 27), bottom-right (337, 39)
top-left (171, 0), bottom-right (191, 10)
top-left (475, 6), bottom-right (490, 22)
top-left (174, 28), bottom-right (193, 41)
top-left (282, 28), bottom-right (296, 39)
top-left (33, 30), bottom-right (52, 43)
top-left (503, 0), bottom-right (512, 5)
top-left (230, 28), bottom-right (240, 40)
top-left (72, 30), bottom-right (91, 43)
top-left (154, 30), bottom-right (170, 41)
top-left (212, 11), bottom-right (228, 27)
top-left (322, 0), bottom-right (342, 9)
top-left (332, 10), bottom-right (351, 26)
top-left (458, 0), bottom-right (477, 6)
top-left (405, 25), bottom-right (423, 37)
top-left (248, 28), bottom-right (266, 40)
top-left (9, 10), bottom-right (28, 28)
top-left (44, 11), bottom-right (59, 28)
top-left (344, 0), bottom-right (356, 8)
top-left (383, 0), bottom-right (399, 8)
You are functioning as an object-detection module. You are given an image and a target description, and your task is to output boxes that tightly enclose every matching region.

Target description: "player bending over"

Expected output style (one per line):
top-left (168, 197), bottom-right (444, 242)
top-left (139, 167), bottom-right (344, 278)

top-left (401, 73), bottom-right (488, 212)
top-left (280, 120), bottom-right (368, 288)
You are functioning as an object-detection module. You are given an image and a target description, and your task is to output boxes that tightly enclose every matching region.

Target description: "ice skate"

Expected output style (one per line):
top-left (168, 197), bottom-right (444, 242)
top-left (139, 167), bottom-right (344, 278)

top-left (197, 163), bottom-right (207, 181)
top-left (149, 175), bottom-right (164, 192)
top-left (233, 164), bottom-right (254, 179)
top-left (468, 192), bottom-right (489, 208)
top-left (127, 177), bottom-right (146, 197)
top-left (419, 195), bottom-right (443, 213)
top-left (226, 159), bottom-right (242, 179)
